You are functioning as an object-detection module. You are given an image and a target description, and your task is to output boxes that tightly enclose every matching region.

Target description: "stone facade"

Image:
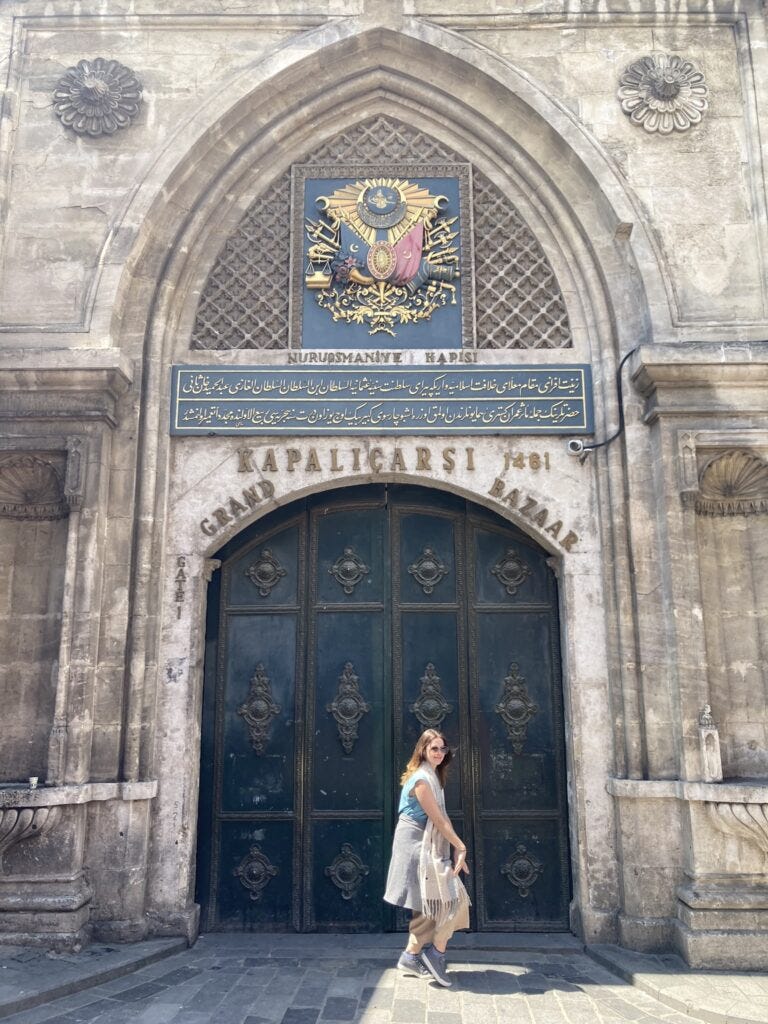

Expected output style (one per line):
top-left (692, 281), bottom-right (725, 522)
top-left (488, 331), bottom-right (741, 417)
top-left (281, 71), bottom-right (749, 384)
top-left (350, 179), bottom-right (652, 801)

top-left (0, 0), bottom-right (767, 969)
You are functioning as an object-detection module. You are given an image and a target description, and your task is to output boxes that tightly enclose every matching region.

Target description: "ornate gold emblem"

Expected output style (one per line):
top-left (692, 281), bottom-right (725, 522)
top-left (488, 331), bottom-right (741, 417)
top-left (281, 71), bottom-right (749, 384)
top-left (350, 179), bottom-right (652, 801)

top-left (305, 177), bottom-right (459, 336)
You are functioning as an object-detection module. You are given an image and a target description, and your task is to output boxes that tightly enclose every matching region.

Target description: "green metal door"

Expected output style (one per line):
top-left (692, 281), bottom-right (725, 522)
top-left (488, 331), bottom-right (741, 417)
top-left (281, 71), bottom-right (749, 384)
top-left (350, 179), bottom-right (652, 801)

top-left (197, 484), bottom-right (570, 931)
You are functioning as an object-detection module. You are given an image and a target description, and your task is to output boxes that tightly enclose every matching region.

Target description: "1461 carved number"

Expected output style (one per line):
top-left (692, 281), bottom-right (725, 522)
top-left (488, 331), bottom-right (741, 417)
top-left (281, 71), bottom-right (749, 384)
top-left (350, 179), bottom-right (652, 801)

top-left (503, 451), bottom-right (550, 472)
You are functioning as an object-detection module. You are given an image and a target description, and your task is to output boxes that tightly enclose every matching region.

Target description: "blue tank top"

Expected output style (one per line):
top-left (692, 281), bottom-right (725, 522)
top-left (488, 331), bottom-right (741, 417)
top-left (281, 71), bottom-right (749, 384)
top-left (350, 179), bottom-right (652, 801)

top-left (397, 767), bottom-right (431, 826)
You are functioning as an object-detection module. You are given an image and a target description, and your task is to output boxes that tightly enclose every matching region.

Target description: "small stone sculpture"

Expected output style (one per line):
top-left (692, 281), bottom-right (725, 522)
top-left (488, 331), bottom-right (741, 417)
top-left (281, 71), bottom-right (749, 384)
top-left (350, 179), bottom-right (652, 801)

top-left (698, 703), bottom-right (723, 783)
top-left (53, 58), bottom-right (142, 137)
top-left (699, 704), bottom-right (715, 729)
top-left (618, 53), bottom-right (708, 134)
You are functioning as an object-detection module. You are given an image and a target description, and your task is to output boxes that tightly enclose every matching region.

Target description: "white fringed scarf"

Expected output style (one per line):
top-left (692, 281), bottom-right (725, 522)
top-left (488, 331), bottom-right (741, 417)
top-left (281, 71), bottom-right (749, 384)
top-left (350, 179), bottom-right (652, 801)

top-left (417, 764), bottom-right (471, 928)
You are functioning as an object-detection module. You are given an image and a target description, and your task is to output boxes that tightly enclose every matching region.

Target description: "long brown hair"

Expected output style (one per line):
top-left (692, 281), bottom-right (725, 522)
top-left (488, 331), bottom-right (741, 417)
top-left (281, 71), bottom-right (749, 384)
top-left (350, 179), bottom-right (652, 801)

top-left (400, 729), bottom-right (453, 790)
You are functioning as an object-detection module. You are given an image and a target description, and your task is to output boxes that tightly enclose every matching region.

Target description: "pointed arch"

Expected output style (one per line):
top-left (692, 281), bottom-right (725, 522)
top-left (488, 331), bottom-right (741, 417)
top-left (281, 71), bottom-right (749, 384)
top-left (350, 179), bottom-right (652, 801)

top-left (103, 20), bottom-right (671, 362)
top-left (188, 114), bottom-right (575, 353)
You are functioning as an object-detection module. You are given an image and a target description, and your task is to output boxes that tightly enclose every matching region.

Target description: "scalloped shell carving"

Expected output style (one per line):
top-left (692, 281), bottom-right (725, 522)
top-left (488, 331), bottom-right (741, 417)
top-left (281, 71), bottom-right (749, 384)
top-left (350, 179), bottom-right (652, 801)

top-left (0, 454), bottom-right (68, 520)
top-left (696, 449), bottom-right (768, 516)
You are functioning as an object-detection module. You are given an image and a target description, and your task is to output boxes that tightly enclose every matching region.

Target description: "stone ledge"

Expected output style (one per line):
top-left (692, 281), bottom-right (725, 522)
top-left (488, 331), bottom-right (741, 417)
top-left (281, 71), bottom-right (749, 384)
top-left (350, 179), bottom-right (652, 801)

top-left (0, 350), bottom-right (133, 427)
top-left (631, 341), bottom-right (768, 422)
top-left (632, 342), bottom-right (768, 388)
top-left (0, 782), bottom-right (157, 809)
top-left (678, 881), bottom-right (768, 911)
top-left (608, 777), bottom-right (768, 803)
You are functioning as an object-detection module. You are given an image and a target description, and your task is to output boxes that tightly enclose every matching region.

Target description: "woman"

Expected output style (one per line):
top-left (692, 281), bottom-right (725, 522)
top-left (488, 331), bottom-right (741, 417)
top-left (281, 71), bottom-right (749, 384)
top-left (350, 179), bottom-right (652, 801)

top-left (383, 728), bottom-right (470, 988)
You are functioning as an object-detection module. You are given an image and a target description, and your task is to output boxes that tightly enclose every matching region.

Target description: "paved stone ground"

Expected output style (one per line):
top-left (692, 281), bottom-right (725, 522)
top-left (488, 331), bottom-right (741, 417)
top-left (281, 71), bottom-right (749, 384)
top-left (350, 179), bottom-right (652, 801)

top-left (1, 933), bottom-right (763, 1024)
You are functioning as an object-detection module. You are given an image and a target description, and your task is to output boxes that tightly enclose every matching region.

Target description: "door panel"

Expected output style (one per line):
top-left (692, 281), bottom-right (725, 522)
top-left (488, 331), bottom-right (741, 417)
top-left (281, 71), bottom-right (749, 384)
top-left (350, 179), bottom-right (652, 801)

top-left (480, 818), bottom-right (568, 928)
top-left (307, 497), bottom-right (390, 931)
top-left (310, 819), bottom-right (387, 931)
top-left (197, 485), bottom-right (570, 932)
top-left (468, 517), bottom-right (570, 929)
top-left (217, 820), bottom-right (294, 930)
top-left (222, 614), bottom-right (297, 813)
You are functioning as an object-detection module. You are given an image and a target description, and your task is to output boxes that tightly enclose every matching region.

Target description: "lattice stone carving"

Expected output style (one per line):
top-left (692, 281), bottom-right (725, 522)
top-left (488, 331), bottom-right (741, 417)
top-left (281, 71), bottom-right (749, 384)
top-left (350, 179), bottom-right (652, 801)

top-left (696, 450), bottom-right (768, 516)
top-left (0, 453), bottom-right (68, 520)
top-left (310, 115), bottom-right (460, 165)
top-left (473, 170), bottom-right (571, 348)
top-left (192, 177), bottom-right (291, 350)
top-left (324, 842), bottom-right (370, 900)
top-left (190, 116), bottom-right (572, 350)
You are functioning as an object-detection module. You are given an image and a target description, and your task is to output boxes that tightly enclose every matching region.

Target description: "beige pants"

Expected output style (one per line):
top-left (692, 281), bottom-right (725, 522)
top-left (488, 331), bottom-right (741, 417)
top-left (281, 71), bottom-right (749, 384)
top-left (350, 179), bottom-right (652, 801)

top-left (406, 900), bottom-right (470, 953)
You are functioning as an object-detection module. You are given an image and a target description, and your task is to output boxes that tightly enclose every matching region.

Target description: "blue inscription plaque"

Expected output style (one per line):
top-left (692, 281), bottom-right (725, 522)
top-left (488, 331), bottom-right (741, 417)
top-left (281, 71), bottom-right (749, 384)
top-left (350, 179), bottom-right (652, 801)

top-left (170, 366), bottom-right (593, 436)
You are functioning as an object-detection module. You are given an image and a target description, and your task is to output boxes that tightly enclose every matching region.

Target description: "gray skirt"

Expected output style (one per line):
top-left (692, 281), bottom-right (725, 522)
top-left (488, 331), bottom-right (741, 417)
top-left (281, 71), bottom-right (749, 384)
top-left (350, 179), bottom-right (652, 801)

top-left (383, 815), bottom-right (425, 912)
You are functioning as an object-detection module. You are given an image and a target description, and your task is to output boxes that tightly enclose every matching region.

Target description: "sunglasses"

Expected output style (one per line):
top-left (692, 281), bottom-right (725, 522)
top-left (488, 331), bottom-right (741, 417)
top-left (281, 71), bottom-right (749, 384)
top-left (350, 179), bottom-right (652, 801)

top-left (428, 745), bottom-right (449, 753)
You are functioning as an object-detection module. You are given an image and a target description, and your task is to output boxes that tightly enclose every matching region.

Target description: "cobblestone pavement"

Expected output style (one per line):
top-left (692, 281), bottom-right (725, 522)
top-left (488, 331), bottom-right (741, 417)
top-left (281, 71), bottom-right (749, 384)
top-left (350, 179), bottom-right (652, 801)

top-left (0, 934), bottom-right (725, 1024)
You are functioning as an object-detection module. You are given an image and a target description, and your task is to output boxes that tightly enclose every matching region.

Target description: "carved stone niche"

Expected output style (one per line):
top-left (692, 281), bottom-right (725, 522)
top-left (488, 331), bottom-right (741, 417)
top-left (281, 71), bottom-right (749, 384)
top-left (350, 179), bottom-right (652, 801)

top-left (699, 704), bottom-right (723, 783)
top-left (0, 452), bottom-right (68, 520)
top-left (695, 449), bottom-right (768, 516)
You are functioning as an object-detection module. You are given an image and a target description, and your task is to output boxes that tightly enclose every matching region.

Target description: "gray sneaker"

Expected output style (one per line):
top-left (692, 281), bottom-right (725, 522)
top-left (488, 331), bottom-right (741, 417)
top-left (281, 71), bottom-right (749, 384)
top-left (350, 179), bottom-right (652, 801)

top-left (420, 945), bottom-right (452, 987)
top-left (397, 951), bottom-right (429, 977)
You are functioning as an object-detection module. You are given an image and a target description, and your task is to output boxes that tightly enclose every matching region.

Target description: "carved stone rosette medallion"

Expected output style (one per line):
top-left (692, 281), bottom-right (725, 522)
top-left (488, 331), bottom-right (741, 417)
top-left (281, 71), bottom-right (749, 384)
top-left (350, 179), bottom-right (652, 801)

top-left (617, 52), bottom-right (708, 134)
top-left (495, 664), bottom-right (538, 754)
top-left (53, 58), bottom-right (143, 137)
top-left (245, 549), bottom-right (287, 597)
top-left (491, 549), bottom-right (531, 596)
top-left (501, 843), bottom-right (543, 897)
top-left (410, 663), bottom-right (453, 728)
top-left (237, 664), bottom-right (281, 755)
top-left (408, 547), bottom-right (449, 594)
top-left (326, 663), bottom-right (371, 754)
top-left (329, 547), bottom-right (370, 594)
top-left (233, 845), bottom-right (278, 901)
top-left (324, 842), bottom-right (370, 900)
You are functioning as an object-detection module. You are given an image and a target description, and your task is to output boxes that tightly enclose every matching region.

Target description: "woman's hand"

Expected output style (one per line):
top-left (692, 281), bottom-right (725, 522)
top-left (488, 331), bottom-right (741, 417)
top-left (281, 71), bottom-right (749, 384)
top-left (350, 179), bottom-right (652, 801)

top-left (453, 848), bottom-right (470, 876)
